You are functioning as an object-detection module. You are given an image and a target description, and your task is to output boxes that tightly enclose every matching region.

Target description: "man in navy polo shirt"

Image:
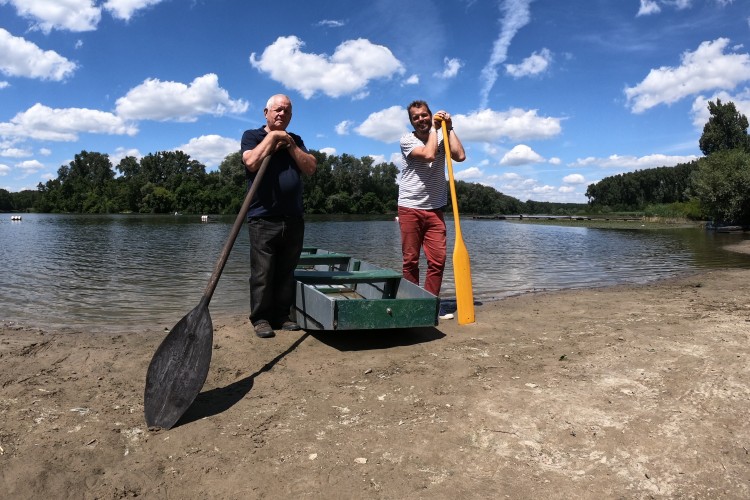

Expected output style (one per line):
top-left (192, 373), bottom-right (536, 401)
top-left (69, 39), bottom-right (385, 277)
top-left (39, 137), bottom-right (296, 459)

top-left (240, 94), bottom-right (316, 338)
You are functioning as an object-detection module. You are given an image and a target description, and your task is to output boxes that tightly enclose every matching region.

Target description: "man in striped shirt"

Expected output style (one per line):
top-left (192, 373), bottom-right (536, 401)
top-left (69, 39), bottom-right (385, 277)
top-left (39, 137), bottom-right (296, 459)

top-left (398, 100), bottom-right (466, 320)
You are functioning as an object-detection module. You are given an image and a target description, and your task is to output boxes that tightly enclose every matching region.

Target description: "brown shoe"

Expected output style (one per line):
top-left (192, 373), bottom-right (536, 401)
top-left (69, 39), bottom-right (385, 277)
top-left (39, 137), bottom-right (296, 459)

top-left (280, 320), bottom-right (301, 331)
top-left (253, 320), bottom-right (275, 338)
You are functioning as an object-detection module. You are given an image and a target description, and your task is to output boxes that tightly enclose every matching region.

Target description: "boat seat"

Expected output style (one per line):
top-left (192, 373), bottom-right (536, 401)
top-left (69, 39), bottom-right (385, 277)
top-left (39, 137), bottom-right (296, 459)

top-left (296, 253), bottom-right (351, 267)
top-left (294, 269), bottom-right (402, 285)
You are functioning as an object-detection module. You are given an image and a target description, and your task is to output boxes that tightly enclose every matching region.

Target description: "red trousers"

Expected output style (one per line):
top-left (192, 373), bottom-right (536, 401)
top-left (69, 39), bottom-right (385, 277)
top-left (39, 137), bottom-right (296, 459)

top-left (398, 206), bottom-right (446, 296)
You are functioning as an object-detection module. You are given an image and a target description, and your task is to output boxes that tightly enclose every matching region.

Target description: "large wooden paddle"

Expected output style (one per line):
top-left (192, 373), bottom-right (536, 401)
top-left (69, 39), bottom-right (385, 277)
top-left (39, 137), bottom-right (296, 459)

top-left (440, 119), bottom-right (475, 324)
top-left (144, 154), bottom-right (271, 429)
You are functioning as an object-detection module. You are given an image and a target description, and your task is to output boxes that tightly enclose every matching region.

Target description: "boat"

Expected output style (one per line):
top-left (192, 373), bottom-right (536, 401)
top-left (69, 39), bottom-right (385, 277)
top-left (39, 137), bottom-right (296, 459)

top-left (293, 248), bottom-right (439, 330)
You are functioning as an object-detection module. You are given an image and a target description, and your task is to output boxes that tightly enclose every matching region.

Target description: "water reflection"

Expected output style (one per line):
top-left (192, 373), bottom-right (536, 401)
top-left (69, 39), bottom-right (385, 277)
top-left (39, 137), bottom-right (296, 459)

top-left (1, 214), bottom-right (748, 333)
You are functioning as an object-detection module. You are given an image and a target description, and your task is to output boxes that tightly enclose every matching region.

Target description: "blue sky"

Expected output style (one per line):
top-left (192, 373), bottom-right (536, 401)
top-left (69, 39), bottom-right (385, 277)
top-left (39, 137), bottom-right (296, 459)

top-left (0, 0), bottom-right (748, 203)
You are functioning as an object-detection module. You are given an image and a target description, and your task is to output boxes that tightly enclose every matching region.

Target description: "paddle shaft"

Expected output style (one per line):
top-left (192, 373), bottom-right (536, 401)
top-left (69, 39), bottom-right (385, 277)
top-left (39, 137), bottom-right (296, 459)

top-left (440, 119), bottom-right (475, 324)
top-left (202, 154), bottom-right (271, 304)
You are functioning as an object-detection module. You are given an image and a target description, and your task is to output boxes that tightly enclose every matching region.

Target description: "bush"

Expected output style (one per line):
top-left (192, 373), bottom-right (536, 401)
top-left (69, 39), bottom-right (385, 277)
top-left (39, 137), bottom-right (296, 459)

top-left (692, 149), bottom-right (750, 224)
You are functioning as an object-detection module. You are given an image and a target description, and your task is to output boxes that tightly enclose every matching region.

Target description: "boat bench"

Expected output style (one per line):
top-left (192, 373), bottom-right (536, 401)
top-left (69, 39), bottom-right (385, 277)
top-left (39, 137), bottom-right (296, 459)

top-left (297, 252), bottom-right (351, 267)
top-left (295, 269), bottom-right (401, 284)
top-left (295, 269), bottom-right (402, 299)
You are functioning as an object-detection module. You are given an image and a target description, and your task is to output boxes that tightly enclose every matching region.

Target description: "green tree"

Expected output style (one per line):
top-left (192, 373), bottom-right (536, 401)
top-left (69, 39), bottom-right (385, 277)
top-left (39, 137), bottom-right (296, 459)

top-left (0, 189), bottom-right (13, 211)
top-left (699, 99), bottom-right (750, 156)
top-left (692, 149), bottom-right (750, 224)
top-left (50, 151), bottom-right (116, 213)
top-left (140, 183), bottom-right (176, 213)
top-left (326, 192), bottom-right (354, 213)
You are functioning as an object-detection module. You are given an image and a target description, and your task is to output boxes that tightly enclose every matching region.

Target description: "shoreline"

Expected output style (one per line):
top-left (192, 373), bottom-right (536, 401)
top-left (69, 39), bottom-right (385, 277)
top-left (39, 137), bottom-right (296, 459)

top-left (2, 266), bottom-right (750, 497)
top-left (4, 237), bottom-right (749, 336)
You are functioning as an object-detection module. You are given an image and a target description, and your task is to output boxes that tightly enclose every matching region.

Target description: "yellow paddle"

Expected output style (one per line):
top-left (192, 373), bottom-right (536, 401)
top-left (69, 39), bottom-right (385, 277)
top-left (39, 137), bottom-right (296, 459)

top-left (440, 119), bottom-right (475, 324)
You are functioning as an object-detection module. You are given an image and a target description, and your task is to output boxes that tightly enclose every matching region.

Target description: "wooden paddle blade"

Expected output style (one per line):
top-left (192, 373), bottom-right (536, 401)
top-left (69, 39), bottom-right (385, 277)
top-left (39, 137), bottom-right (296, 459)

top-left (144, 303), bottom-right (213, 429)
top-left (453, 238), bottom-right (475, 325)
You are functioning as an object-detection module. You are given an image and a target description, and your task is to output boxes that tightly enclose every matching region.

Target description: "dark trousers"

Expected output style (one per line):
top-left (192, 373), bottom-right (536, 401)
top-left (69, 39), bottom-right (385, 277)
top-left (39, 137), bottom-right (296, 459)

top-left (247, 217), bottom-right (304, 325)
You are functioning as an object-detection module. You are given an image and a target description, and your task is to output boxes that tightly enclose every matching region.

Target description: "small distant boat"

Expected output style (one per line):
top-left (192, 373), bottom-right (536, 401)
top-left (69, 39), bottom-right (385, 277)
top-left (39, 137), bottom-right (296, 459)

top-left (10, 215), bottom-right (22, 221)
top-left (293, 248), bottom-right (438, 330)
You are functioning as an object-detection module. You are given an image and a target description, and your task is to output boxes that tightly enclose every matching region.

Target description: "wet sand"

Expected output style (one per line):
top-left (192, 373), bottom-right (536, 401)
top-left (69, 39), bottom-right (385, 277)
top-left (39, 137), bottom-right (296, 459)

top-left (1, 241), bottom-right (750, 498)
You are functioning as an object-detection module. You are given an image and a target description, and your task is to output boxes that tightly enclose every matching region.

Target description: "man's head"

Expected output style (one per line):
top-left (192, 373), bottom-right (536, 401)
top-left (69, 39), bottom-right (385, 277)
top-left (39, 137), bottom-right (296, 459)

top-left (264, 94), bottom-right (293, 131)
top-left (407, 100), bottom-right (433, 135)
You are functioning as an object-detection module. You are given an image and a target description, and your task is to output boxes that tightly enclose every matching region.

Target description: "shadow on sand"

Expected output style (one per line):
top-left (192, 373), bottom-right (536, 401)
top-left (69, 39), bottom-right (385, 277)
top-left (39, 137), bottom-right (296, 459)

top-left (174, 323), bottom-right (447, 426)
top-left (175, 332), bottom-right (311, 427)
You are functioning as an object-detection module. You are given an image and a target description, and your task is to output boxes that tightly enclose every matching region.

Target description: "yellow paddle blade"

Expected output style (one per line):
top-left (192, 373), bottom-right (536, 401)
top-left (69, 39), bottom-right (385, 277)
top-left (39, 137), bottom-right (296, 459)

top-left (441, 119), bottom-right (475, 325)
top-left (453, 237), bottom-right (475, 325)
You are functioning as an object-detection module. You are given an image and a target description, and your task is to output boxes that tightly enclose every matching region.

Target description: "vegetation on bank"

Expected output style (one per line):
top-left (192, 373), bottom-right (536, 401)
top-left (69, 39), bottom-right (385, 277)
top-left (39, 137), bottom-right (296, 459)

top-left (2, 99), bottom-right (749, 224)
top-left (585, 99), bottom-right (750, 225)
top-left (0, 149), bottom-right (586, 216)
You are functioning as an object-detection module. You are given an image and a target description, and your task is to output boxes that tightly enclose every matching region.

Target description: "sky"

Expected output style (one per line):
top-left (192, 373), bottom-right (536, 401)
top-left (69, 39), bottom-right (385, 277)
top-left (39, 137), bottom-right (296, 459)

top-left (0, 0), bottom-right (749, 203)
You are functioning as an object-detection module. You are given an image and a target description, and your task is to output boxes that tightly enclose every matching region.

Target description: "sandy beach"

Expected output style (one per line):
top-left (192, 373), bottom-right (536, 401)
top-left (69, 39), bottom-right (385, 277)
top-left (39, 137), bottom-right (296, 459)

top-left (2, 244), bottom-right (750, 499)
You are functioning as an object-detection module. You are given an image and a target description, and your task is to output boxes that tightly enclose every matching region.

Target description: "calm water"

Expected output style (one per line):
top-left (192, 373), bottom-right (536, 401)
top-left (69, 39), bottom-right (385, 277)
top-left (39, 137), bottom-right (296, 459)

top-left (2, 213), bottom-right (749, 333)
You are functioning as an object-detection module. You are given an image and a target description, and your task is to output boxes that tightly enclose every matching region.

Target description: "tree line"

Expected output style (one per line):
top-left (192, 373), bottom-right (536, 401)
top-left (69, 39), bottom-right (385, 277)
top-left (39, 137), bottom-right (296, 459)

top-left (0, 143), bottom-right (585, 215)
top-left (2, 146), bottom-right (584, 216)
top-left (6, 99), bottom-right (746, 221)
top-left (586, 99), bottom-right (750, 224)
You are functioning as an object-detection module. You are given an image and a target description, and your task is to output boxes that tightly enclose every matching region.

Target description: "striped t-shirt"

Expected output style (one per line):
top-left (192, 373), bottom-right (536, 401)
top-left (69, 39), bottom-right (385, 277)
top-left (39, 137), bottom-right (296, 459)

top-left (398, 130), bottom-right (447, 210)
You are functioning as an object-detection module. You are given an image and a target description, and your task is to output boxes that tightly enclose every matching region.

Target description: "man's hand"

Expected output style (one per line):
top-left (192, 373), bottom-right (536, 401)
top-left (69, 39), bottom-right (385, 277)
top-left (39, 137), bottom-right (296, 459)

top-left (268, 130), bottom-right (293, 151)
top-left (433, 110), bottom-right (453, 130)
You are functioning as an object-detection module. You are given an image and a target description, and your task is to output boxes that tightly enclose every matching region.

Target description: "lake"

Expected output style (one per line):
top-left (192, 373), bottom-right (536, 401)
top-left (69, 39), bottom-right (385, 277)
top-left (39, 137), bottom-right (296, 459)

top-left (1, 213), bottom-right (749, 333)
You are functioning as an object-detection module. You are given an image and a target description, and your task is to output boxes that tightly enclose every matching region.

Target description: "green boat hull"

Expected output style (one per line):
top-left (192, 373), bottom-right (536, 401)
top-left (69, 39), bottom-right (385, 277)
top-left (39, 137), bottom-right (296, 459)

top-left (293, 249), bottom-right (439, 331)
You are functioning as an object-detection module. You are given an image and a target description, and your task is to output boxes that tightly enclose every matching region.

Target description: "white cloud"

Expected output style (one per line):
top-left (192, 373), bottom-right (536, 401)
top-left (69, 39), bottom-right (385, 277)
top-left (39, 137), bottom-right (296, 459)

top-left (480, 0), bottom-right (533, 108)
top-left (434, 57), bottom-right (463, 79)
top-left (368, 154), bottom-right (386, 165)
top-left (4, 0), bottom-right (166, 31)
top-left (562, 173), bottom-right (586, 184)
top-left (454, 166), bottom-right (484, 180)
top-left (110, 146), bottom-right (141, 166)
top-left (500, 144), bottom-right (545, 166)
top-left (0, 163), bottom-right (10, 175)
top-left (637, 0), bottom-right (661, 16)
top-left (335, 120), bottom-right (353, 135)
top-left (532, 185), bottom-right (555, 194)
top-left (0, 147), bottom-right (32, 157)
top-left (316, 19), bottom-right (345, 28)
top-left (625, 38), bottom-right (750, 113)
top-left (355, 106), bottom-right (410, 143)
top-left (319, 147), bottom-right (337, 157)
top-left (454, 108), bottom-right (563, 142)
top-left (249, 36), bottom-right (405, 99)
top-left (569, 153), bottom-right (698, 170)
top-left (548, 157), bottom-right (561, 165)
top-left (115, 73), bottom-right (248, 122)
top-left (506, 48), bottom-right (552, 78)
top-left (0, 81), bottom-right (8, 89)
top-left (690, 90), bottom-right (750, 127)
top-left (483, 170), bottom-right (565, 202)
top-left (638, 0), bottom-right (729, 16)
top-left (175, 135), bottom-right (238, 167)
top-left (354, 106), bottom-right (563, 145)
top-left (103, 0), bottom-right (165, 21)
top-left (404, 74), bottom-right (419, 85)
top-left (0, 28), bottom-right (77, 81)
top-left (4, 0), bottom-right (102, 33)
top-left (0, 103), bottom-right (137, 141)
top-left (16, 159), bottom-right (44, 173)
